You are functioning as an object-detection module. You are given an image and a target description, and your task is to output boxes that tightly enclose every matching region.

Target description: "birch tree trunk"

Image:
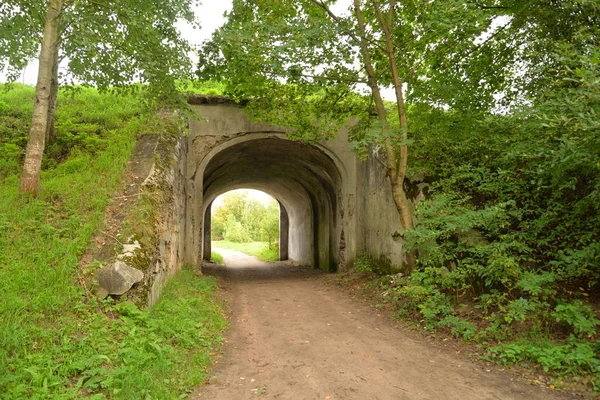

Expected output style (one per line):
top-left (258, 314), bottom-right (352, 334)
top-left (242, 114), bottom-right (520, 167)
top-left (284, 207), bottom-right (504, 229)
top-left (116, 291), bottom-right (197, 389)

top-left (20, 0), bottom-right (63, 195)
top-left (372, 0), bottom-right (416, 272)
top-left (354, 0), bottom-right (416, 273)
top-left (45, 46), bottom-right (60, 143)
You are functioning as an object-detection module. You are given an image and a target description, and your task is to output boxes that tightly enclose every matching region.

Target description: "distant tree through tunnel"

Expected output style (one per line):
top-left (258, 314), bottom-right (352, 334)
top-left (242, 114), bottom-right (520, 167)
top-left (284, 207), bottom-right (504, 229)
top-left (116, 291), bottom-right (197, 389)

top-left (207, 189), bottom-right (282, 262)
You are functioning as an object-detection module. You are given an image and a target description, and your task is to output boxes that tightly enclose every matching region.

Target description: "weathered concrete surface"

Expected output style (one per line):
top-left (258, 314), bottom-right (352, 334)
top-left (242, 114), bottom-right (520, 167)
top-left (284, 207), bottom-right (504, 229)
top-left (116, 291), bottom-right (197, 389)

top-left (98, 131), bottom-right (188, 307)
top-left (182, 102), bottom-right (350, 271)
top-left (180, 99), bottom-right (415, 273)
top-left (142, 132), bottom-right (188, 307)
top-left (357, 146), bottom-right (405, 268)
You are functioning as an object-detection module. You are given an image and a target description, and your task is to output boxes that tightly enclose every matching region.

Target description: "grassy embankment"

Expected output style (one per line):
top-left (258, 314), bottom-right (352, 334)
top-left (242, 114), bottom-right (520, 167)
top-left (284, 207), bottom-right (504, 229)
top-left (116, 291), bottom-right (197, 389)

top-left (212, 240), bottom-right (279, 263)
top-left (0, 85), bottom-right (226, 399)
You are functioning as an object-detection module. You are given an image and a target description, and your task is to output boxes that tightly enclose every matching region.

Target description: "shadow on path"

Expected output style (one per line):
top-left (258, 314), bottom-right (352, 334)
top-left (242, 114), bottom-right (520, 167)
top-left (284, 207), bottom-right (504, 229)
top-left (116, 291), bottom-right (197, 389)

top-left (204, 247), bottom-right (322, 283)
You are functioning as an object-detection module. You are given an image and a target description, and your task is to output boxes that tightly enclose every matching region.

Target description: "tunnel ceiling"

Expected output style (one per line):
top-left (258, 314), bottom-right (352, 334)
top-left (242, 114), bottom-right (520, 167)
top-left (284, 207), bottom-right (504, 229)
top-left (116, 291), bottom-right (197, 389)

top-left (203, 137), bottom-right (341, 206)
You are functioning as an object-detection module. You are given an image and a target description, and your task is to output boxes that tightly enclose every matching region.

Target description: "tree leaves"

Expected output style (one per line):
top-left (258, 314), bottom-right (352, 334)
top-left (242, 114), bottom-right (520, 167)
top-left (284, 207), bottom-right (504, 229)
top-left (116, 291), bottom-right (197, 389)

top-left (1, 0), bottom-right (199, 108)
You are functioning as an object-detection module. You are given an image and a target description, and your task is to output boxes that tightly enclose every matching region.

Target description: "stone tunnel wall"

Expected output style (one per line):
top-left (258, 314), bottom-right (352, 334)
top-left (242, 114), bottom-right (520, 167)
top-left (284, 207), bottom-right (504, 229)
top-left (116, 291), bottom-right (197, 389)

top-left (356, 146), bottom-right (406, 269)
top-left (180, 98), bottom-right (413, 272)
top-left (131, 131), bottom-right (188, 307)
top-left (94, 129), bottom-right (189, 309)
top-left (145, 132), bottom-right (188, 306)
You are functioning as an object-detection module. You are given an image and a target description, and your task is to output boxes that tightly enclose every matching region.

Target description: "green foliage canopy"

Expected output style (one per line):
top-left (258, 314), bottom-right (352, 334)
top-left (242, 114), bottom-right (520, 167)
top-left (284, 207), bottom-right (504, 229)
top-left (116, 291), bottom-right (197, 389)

top-left (0, 0), bottom-right (199, 105)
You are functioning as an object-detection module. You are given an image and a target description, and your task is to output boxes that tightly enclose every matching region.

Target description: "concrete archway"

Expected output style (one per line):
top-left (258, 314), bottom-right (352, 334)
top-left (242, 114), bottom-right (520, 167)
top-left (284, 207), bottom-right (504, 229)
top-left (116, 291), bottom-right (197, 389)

top-left (179, 98), bottom-right (409, 274)
top-left (202, 136), bottom-right (342, 270)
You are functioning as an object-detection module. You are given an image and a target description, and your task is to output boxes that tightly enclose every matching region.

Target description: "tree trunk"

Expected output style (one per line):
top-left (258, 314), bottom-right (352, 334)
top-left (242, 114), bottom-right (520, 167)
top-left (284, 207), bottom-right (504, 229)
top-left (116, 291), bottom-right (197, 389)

top-left (372, 0), bottom-right (416, 273)
top-left (354, 0), bottom-right (416, 273)
top-left (20, 0), bottom-right (63, 195)
top-left (45, 45), bottom-right (60, 143)
top-left (391, 178), bottom-right (416, 271)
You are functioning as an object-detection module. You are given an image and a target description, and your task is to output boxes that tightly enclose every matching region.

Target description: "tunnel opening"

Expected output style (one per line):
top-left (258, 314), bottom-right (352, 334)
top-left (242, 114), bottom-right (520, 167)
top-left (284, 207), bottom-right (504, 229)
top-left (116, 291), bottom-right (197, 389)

top-left (199, 135), bottom-right (343, 272)
top-left (206, 189), bottom-right (283, 263)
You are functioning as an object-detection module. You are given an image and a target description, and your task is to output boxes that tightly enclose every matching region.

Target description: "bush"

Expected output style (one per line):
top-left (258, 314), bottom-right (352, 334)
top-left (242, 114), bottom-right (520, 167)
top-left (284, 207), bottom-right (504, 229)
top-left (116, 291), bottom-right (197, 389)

top-left (553, 301), bottom-right (600, 337)
top-left (223, 214), bottom-right (252, 243)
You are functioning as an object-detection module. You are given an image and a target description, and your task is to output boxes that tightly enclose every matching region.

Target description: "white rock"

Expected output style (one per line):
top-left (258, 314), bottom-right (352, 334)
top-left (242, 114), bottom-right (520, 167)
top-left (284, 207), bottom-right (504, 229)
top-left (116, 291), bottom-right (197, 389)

top-left (98, 261), bottom-right (144, 296)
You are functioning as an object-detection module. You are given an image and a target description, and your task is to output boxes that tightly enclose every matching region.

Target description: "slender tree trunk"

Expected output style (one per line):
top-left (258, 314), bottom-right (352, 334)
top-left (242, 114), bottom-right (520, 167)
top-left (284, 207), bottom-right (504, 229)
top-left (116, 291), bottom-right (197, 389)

top-left (45, 45), bottom-right (60, 143)
top-left (373, 0), bottom-right (416, 272)
top-left (354, 0), bottom-right (416, 273)
top-left (20, 0), bottom-right (63, 195)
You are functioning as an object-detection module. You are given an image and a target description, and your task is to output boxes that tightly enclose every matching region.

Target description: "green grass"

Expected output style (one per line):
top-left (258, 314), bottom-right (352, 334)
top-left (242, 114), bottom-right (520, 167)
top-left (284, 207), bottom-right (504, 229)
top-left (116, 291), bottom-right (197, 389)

top-left (95, 267), bottom-right (226, 399)
top-left (212, 240), bottom-right (279, 263)
top-left (178, 79), bottom-right (226, 96)
top-left (210, 251), bottom-right (224, 264)
top-left (0, 85), bottom-right (226, 398)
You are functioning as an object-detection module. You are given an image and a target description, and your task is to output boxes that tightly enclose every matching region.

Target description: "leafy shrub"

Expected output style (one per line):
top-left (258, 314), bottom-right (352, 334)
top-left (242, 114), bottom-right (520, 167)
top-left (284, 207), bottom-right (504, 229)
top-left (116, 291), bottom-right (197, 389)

top-left (392, 275), bottom-right (453, 327)
top-left (439, 316), bottom-right (478, 341)
top-left (381, 35), bottom-right (600, 388)
top-left (0, 100), bottom-right (10, 114)
top-left (224, 214), bottom-right (252, 243)
top-left (355, 253), bottom-right (375, 273)
top-left (486, 339), bottom-right (600, 376)
top-left (500, 298), bottom-right (539, 324)
top-left (553, 301), bottom-right (600, 337)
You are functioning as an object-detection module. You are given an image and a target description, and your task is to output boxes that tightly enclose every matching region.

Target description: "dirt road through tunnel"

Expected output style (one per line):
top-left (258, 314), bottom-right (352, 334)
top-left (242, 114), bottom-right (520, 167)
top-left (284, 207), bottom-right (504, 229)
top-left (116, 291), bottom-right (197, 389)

top-left (194, 249), bottom-right (572, 400)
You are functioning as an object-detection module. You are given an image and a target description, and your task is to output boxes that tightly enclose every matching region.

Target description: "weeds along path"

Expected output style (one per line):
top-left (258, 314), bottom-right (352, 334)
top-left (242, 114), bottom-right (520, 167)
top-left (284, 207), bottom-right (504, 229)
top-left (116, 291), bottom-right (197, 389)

top-left (194, 249), bottom-right (573, 400)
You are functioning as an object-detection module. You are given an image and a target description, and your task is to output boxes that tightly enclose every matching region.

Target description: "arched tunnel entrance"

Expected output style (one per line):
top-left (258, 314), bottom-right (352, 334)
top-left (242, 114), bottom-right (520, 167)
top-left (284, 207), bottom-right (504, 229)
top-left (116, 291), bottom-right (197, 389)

top-left (201, 136), bottom-right (343, 271)
top-left (179, 99), bottom-right (407, 274)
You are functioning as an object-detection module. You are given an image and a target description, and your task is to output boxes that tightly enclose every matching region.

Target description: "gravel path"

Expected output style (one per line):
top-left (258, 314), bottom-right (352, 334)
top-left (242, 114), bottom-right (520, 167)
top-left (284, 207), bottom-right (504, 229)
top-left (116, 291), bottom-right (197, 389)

top-left (193, 248), bottom-right (574, 400)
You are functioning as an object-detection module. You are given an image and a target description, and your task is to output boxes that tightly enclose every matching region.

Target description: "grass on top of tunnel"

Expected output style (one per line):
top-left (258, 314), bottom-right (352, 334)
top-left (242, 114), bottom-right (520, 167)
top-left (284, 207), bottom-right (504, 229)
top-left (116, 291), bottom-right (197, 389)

top-left (212, 241), bottom-right (279, 263)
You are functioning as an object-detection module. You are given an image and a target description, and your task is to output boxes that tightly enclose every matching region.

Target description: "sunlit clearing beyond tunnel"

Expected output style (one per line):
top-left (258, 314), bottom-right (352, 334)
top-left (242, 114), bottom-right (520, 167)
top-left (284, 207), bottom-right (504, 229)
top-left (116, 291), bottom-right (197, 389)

top-left (209, 189), bottom-right (281, 262)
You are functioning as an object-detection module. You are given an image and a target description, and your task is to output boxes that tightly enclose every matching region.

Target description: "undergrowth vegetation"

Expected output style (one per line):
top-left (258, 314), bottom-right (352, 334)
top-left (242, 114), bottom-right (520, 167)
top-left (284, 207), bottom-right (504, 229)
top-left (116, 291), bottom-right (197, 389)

top-left (350, 37), bottom-right (600, 394)
top-left (0, 85), bottom-right (225, 398)
top-left (210, 251), bottom-right (225, 264)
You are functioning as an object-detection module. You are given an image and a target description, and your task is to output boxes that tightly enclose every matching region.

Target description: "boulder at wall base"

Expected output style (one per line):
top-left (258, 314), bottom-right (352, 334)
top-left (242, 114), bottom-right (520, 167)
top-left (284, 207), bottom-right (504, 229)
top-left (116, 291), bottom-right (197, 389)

top-left (97, 261), bottom-right (144, 297)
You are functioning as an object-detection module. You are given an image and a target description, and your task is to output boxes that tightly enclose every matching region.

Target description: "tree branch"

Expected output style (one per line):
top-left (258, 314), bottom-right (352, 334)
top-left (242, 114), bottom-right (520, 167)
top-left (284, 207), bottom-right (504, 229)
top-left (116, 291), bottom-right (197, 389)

top-left (296, 73), bottom-right (366, 85)
top-left (308, 0), bottom-right (386, 52)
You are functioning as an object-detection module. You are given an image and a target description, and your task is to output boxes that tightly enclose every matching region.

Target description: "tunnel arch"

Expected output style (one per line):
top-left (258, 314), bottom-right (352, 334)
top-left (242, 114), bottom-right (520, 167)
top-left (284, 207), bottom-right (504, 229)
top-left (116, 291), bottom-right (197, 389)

top-left (200, 135), bottom-right (344, 271)
top-left (179, 100), bottom-right (409, 275)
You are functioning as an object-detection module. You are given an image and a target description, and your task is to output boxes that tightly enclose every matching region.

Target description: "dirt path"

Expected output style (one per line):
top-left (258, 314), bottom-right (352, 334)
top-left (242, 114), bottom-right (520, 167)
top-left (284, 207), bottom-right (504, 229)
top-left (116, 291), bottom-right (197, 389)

top-left (194, 249), bottom-right (574, 400)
